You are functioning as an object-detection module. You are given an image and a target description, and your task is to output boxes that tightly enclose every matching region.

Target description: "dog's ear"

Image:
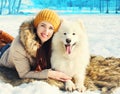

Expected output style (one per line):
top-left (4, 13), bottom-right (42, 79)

top-left (77, 19), bottom-right (86, 32)
top-left (60, 17), bottom-right (64, 23)
top-left (60, 18), bottom-right (67, 23)
top-left (59, 18), bottom-right (67, 27)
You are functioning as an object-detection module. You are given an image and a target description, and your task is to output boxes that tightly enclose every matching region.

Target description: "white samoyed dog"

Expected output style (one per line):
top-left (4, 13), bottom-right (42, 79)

top-left (51, 19), bottom-right (90, 92)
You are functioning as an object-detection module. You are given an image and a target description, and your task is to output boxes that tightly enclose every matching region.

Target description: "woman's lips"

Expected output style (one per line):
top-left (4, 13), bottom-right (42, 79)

top-left (41, 33), bottom-right (48, 38)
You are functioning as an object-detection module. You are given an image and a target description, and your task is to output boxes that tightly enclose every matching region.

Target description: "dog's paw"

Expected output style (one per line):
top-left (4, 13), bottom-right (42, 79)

top-left (76, 84), bottom-right (86, 92)
top-left (65, 80), bottom-right (76, 92)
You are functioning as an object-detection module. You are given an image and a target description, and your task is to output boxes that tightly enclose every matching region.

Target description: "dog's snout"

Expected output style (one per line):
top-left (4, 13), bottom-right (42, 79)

top-left (66, 38), bottom-right (71, 43)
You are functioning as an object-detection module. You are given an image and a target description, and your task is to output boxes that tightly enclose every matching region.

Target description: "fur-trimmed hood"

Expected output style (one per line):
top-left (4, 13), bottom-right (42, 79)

top-left (19, 20), bottom-right (40, 57)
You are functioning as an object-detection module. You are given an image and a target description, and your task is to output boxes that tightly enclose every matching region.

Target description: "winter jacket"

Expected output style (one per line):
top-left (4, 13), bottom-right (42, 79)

top-left (0, 20), bottom-right (49, 79)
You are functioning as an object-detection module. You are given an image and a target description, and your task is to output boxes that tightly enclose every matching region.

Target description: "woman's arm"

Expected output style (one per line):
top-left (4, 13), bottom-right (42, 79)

top-left (10, 36), bottom-right (71, 80)
top-left (9, 36), bottom-right (49, 79)
top-left (13, 51), bottom-right (71, 80)
top-left (13, 53), bottom-right (49, 79)
top-left (13, 50), bottom-right (71, 80)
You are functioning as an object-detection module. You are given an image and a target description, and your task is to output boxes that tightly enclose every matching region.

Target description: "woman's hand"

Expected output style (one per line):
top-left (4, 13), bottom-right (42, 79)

top-left (48, 69), bottom-right (71, 82)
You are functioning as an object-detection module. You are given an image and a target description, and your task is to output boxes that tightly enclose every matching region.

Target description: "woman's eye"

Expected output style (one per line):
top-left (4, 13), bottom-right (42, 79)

top-left (73, 33), bottom-right (75, 35)
top-left (41, 24), bottom-right (45, 27)
top-left (64, 33), bottom-right (66, 35)
top-left (49, 27), bottom-right (54, 30)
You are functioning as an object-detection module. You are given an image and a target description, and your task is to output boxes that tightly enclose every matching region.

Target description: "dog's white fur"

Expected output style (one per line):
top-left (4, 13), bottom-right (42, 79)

top-left (51, 19), bottom-right (90, 92)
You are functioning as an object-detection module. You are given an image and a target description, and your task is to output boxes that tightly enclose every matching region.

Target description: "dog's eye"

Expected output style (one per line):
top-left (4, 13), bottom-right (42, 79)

top-left (73, 33), bottom-right (75, 35)
top-left (64, 33), bottom-right (67, 35)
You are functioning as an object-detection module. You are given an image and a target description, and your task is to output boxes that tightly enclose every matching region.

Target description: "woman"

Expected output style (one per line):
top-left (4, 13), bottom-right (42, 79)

top-left (0, 9), bottom-right (71, 82)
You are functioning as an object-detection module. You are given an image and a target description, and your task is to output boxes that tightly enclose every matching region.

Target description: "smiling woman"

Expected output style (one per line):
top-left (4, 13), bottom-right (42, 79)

top-left (0, 9), bottom-right (71, 82)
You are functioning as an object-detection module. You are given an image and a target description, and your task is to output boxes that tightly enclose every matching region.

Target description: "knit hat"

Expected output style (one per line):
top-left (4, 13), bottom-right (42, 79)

top-left (34, 9), bottom-right (60, 32)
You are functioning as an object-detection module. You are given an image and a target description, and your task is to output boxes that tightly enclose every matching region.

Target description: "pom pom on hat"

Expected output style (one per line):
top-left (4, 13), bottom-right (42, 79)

top-left (34, 9), bottom-right (60, 32)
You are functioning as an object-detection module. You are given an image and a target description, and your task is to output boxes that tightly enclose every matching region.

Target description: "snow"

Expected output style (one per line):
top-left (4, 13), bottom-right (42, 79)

top-left (0, 14), bottom-right (120, 94)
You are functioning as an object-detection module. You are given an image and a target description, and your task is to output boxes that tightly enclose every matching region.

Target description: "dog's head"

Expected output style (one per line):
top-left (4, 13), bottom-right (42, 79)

top-left (52, 19), bottom-right (86, 54)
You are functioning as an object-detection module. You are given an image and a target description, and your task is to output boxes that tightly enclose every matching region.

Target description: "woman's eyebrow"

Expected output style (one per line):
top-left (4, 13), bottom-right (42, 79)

top-left (40, 23), bottom-right (45, 25)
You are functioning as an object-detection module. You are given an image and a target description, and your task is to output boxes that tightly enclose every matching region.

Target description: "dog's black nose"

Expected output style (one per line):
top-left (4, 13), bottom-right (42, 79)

top-left (66, 38), bottom-right (71, 43)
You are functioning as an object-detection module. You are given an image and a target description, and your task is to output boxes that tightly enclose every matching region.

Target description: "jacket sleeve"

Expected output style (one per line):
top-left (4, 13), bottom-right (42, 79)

top-left (10, 36), bottom-right (49, 79)
top-left (13, 51), bottom-right (49, 79)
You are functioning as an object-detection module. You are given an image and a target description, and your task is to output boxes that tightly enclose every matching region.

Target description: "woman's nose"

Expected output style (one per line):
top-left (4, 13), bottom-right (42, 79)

top-left (45, 28), bottom-right (49, 34)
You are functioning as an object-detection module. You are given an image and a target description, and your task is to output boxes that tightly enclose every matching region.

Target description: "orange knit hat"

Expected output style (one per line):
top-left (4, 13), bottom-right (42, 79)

top-left (34, 9), bottom-right (60, 32)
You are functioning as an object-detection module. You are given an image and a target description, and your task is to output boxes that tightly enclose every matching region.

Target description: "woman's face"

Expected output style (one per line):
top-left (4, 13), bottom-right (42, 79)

top-left (37, 21), bottom-right (54, 44)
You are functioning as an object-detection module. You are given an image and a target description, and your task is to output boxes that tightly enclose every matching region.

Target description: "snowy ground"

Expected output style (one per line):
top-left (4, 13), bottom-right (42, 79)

top-left (0, 14), bottom-right (120, 94)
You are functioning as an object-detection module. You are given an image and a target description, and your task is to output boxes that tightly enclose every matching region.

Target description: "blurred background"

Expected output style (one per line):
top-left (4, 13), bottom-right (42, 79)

top-left (0, 0), bottom-right (120, 15)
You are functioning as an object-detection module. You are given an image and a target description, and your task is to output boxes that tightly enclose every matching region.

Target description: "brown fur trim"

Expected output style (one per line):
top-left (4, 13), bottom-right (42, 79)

top-left (19, 20), bottom-right (40, 57)
top-left (86, 55), bottom-right (120, 93)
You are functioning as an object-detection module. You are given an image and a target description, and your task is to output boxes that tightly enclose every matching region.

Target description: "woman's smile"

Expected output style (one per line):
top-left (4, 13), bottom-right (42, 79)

top-left (41, 33), bottom-right (48, 38)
